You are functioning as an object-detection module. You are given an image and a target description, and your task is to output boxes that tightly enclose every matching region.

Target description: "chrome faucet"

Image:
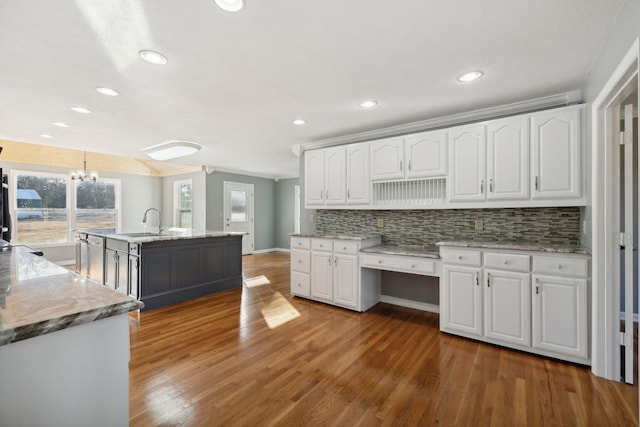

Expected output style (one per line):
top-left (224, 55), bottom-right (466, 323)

top-left (142, 208), bottom-right (163, 234)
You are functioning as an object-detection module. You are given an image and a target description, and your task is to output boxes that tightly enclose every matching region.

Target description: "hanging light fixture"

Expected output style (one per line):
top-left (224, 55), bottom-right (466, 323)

top-left (71, 151), bottom-right (99, 182)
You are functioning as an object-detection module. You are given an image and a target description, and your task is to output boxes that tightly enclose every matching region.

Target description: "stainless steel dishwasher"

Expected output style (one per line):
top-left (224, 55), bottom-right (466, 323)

top-left (75, 232), bottom-right (89, 276)
top-left (87, 235), bottom-right (105, 284)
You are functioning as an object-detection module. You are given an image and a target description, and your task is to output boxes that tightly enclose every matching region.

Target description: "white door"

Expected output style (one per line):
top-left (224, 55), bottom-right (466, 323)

top-left (370, 137), bottom-right (405, 180)
top-left (449, 124), bottom-right (486, 201)
top-left (333, 254), bottom-right (358, 309)
top-left (324, 147), bottom-right (346, 205)
top-left (486, 117), bottom-right (529, 200)
top-left (484, 269), bottom-right (531, 347)
top-left (531, 108), bottom-right (581, 199)
top-left (405, 129), bottom-right (448, 178)
top-left (531, 274), bottom-right (588, 359)
top-left (346, 144), bottom-right (370, 205)
top-left (223, 181), bottom-right (254, 255)
top-left (304, 149), bottom-right (325, 207)
top-left (441, 265), bottom-right (483, 337)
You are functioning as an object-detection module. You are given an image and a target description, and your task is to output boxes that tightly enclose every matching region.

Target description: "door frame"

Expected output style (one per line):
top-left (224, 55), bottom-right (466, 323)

top-left (223, 181), bottom-right (255, 255)
top-left (591, 36), bottom-right (639, 380)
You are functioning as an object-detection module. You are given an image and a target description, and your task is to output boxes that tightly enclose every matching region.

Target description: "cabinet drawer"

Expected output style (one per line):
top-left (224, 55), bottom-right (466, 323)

top-left (333, 240), bottom-right (360, 255)
top-left (311, 238), bottom-right (333, 252)
top-left (484, 252), bottom-right (530, 272)
top-left (291, 271), bottom-right (310, 297)
top-left (291, 237), bottom-right (310, 250)
top-left (532, 255), bottom-right (588, 277)
top-left (362, 253), bottom-right (438, 276)
top-left (441, 249), bottom-right (482, 267)
top-left (291, 250), bottom-right (310, 273)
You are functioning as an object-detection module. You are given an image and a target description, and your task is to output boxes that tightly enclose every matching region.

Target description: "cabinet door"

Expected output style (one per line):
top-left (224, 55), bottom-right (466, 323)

top-left (405, 130), bottom-right (448, 178)
top-left (346, 143), bottom-right (370, 205)
top-left (104, 248), bottom-right (117, 290)
top-left (486, 117), bottom-right (529, 200)
top-left (116, 251), bottom-right (128, 295)
top-left (531, 274), bottom-right (588, 358)
top-left (333, 254), bottom-right (359, 310)
top-left (449, 124), bottom-right (486, 201)
top-left (311, 252), bottom-right (333, 302)
top-left (484, 269), bottom-right (531, 347)
top-left (305, 149), bottom-right (325, 206)
top-left (440, 265), bottom-right (482, 336)
top-left (531, 108), bottom-right (581, 199)
top-left (128, 255), bottom-right (139, 299)
top-left (324, 147), bottom-right (346, 205)
top-left (370, 137), bottom-right (405, 180)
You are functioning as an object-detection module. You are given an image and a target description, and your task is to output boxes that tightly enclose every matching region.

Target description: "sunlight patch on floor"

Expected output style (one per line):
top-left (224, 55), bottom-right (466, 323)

top-left (260, 291), bottom-right (301, 329)
top-left (244, 275), bottom-right (271, 288)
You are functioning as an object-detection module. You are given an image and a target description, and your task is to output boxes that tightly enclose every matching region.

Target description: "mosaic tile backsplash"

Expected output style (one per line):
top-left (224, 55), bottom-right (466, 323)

top-left (316, 207), bottom-right (580, 247)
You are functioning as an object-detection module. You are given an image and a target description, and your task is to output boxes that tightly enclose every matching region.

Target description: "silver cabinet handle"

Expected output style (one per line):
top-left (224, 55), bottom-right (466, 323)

top-left (480, 180), bottom-right (484, 194)
top-left (489, 179), bottom-right (493, 193)
top-left (535, 278), bottom-right (540, 294)
top-left (487, 272), bottom-right (491, 287)
top-left (335, 257), bottom-right (337, 266)
top-left (347, 189), bottom-right (350, 199)
top-left (535, 176), bottom-right (539, 191)
top-left (408, 160), bottom-right (412, 171)
top-left (475, 272), bottom-right (479, 286)
top-left (400, 160), bottom-right (403, 172)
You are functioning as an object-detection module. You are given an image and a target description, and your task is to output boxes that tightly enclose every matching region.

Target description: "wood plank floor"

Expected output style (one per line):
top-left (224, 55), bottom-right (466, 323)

top-left (128, 252), bottom-right (638, 426)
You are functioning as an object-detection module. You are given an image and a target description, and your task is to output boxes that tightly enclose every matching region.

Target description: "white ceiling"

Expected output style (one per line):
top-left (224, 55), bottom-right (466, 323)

top-left (0, 0), bottom-right (626, 179)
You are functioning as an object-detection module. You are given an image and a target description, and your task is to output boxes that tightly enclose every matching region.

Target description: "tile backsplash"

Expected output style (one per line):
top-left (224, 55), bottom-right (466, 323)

top-left (316, 207), bottom-right (580, 247)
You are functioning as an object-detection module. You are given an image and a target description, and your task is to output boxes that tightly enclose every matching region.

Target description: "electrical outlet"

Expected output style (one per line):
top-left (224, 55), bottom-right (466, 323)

top-left (377, 218), bottom-right (384, 228)
top-left (474, 219), bottom-right (484, 231)
top-left (309, 214), bottom-right (315, 223)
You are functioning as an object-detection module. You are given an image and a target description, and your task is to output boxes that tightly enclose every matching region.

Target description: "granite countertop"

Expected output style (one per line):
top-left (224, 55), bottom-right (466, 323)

top-left (290, 233), bottom-right (382, 241)
top-left (360, 245), bottom-right (441, 259)
top-left (0, 246), bottom-right (143, 346)
top-left (78, 228), bottom-right (244, 243)
top-left (436, 240), bottom-right (591, 255)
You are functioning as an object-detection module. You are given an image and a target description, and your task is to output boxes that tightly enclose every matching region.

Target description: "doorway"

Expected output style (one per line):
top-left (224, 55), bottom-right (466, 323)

top-left (223, 181), bottom-right (254, 255)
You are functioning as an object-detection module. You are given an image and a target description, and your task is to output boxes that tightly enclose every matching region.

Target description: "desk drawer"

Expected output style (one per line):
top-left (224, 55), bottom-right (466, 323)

top-left (441, 249), bottom-right (482, 267)
top-left (291, 271), bottom-right (310, 297)
top-left (362, 253), bottom-right (438, 276)
top-left (484, 252), bottom-right (530, 272)
top-left (291, 250), bottom-right (310, 273)
top-left (291, 237), bottom-right (310, 250)
top-left (334, 240), bottom-right (360, 255)
top-left (311, 238), bottom-right (333, 252)
top-left (532, 255), bottom-right (588, 277)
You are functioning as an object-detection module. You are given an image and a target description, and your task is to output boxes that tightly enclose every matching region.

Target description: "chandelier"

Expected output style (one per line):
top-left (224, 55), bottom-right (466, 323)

top-left (70, 151), bottom-right (98, 182)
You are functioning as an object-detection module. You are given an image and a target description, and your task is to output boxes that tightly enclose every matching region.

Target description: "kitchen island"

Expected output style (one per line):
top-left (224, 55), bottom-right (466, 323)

top-left (0, 245), bottom-right (143, 427)
top-left (79, 229), bottom-right (244, 311)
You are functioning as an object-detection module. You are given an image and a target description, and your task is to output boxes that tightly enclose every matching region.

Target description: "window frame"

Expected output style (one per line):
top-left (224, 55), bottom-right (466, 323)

top-left (173, 178), bottom-right (193, 229)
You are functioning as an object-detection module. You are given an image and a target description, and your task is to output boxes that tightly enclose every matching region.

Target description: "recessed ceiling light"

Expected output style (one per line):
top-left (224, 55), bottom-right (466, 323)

top-left (52, 122), bottom-right (70, 128)
top-left (215, 0), bottom-right (244, 12)
top-left (96, 87), bottom-right (119, 96)
top-left (293, 119), bottom-right (306, 126)
top-left (139, 50), bottom-right (168, 65)
top-left (39, 134), bottom-right (53, 138)
top-left (143, 140), bottom-right (203, 161)
top-left (457, 71), bottom-right (484, 83)
top-left (359, 100), bottom-right (378, 108)
top-left (71, 106), bottom-right (91, 114)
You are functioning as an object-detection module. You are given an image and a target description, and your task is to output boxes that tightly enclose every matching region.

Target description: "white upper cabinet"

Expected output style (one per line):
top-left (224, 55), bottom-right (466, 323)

top-left (370, 137), bottom-right (405, 180)
top-left (304, 149), bottom-right (326, 207)
top-left (404, 130), bottom-right (448, 178)
top-left (531, 107), bottom-right (581, 199)
top-left (486, 116), bottom-right (529, 200)
top-left (346, 143), bottom-right (370, 205)
top-left (449, 124), bottom-right (486, 201)
top-left (324, 147), bottom-right (347, 205)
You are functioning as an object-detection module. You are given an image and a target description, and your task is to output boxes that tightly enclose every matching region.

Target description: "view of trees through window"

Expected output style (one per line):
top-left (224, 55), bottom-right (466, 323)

top-left (14, 172), bottom-right (118, 244)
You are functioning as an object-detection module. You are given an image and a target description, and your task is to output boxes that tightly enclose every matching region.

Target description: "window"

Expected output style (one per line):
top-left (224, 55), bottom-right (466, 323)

top-left (174, 179), bottom-right (192, 229)
top-left (230, 190), bottom-right (247, 222)
top-left (12, 170), bottom-right (120, 245)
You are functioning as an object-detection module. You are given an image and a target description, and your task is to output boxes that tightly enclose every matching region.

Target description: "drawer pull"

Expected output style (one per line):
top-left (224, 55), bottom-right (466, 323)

top-left (378, 260), bottom-right (383, 264)
top-left (411, 264), bottom-right (416, 269)
top-left (298, 259), bottom-right (302, 263)
top-left (343, 246), bottom-right (347, 250)
top-left (503, 260), bottom-right (509, 265)
top-left (475, 272), bottom-right (479, 286)
top-left (487, 272), bottom-right (490, 287)
top-left (458, 255), bottom-right (463, 260)
top-left (557, 264), bottom-right (563, 269)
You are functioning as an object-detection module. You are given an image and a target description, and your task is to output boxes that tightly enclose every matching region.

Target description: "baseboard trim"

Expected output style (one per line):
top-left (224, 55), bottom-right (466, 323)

top-left (251, 248), bottom-right (290, 254)
top-left (380, 295), bottom-right (439, 313)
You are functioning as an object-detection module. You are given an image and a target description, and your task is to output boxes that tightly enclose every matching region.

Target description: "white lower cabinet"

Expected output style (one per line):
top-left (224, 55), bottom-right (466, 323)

top-left (290, 236), bottom-right (381, 311)
top-left (440, 246), bottom-right (590, 364)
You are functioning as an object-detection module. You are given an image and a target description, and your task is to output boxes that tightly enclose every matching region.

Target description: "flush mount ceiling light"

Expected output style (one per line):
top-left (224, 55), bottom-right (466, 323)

top-left (143, 140), bottom-right (203, 161)
top-left (70, 151), bottom-right (98, 182)
top-left (96, 86), bottom-right (119, 96)
top-left (139, 49), bottom-right (168, 65)
top-left (215, 0), bottom-right (244, 12)
top-left (359, 100), bottom-right (378, 108)
top-left (457, 71), bottom-right (484, 83)
top-left (292, 119), bottom-right (306, 126)
top-left (71, 106), bottom-right (91, 114)
top-left (39, 133), bottom-right (53, 138)
top-left (52, 121), bottom-right (70, 128)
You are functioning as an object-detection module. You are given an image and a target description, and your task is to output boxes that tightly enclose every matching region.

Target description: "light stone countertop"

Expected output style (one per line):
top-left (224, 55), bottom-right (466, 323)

top-left (290, 233), bottom-right (382, 241)
top-left (436, 240), bottom-right (591, 255)
top-left (79, 228), bottom-right (244, 243)
top-left (360, 245), bottom-right (441, 259)
top-left (0, 245), bottom-right (143, 346)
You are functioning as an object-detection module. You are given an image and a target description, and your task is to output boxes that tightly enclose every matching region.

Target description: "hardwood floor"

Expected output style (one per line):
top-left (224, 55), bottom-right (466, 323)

top-left (129, 252), bottom-right (638, 426)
